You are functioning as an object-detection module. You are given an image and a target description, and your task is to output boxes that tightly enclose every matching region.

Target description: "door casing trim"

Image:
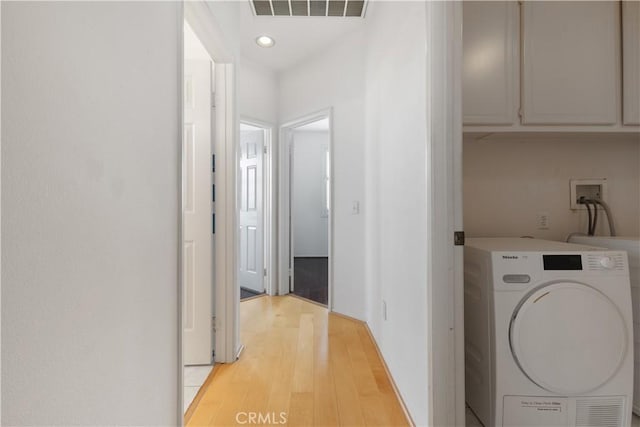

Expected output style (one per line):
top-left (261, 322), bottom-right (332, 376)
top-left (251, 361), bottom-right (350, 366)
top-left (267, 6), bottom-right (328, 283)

top-left (278, 108), bottom-right (334, 310)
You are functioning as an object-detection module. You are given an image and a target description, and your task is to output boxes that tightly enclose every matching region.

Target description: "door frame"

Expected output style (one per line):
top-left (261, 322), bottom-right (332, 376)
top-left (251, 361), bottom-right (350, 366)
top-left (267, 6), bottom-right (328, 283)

top-left (239, 117), bottom-right (276, 296)
top-left (278, 109), bottom-right (333, 309)
top-left (425, 2), bottom-right (465, 426)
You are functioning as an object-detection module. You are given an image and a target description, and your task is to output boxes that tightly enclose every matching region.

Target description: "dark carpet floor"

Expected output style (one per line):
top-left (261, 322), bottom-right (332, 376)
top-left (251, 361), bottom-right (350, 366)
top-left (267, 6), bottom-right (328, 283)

top-left (292, 257), bottom-right (328, 306)
top-left (240, 287), bottom-right (264, 300)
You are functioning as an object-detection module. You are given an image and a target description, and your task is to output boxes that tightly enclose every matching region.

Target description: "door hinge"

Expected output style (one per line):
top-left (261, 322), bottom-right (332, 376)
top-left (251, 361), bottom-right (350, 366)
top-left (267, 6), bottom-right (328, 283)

top-left (454, 231), bottom-right (465, 246)
top-left (263, 146), bottom-right (267, 154)
top-left (211, 92), bottom-right (216, 108)
top-left (289, 268), bottom-right (292, 277)
top-left (211, 316), bottom-right (216, 332)
top-left (264, 268), bottom-right (267, 277)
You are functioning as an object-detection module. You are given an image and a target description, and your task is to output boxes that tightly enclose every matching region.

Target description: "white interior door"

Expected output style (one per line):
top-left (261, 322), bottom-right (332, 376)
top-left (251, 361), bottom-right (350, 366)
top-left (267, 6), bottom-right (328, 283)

top-left (183, 59), bottom-right (213, 365)
top-left (239, 127), bottom-right (264, 294)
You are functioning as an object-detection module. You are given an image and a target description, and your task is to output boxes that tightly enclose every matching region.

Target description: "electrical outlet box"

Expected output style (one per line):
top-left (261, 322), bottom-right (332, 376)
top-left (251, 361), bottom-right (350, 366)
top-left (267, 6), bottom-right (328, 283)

top-left (536, 212), bottom-right (550, 230)
top-left (570, 179), bottom-right (607, 210)
top-left (352, 200), bottom-right (360, 215)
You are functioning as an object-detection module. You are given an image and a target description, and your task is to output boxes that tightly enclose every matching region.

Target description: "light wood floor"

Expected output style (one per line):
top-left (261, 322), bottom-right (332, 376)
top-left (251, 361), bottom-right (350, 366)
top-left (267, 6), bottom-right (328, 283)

top-left (186, 296), bottom-right (410, 426)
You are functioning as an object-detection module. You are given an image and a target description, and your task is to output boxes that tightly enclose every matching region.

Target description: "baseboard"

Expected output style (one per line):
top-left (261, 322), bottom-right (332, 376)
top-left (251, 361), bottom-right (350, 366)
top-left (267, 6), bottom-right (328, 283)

top-left (183, 365), bottom-right (218, 425)
top-left (328, 310), bottom-right (364, 323)
top-left (288, 293), bottom-right (328, 308)
top-left (240, 293), bottom-right (267, 302)
top-left (328, 310), bottom-right (416, 426)
top-left (363, 323), bottom-right (417, 427)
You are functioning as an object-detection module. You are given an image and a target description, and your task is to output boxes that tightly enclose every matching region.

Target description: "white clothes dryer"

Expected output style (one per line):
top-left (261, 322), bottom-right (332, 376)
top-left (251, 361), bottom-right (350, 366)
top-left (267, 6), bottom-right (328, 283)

top-left (568, 235), bottom-right (640, 415)
top-left (465, 238), bottom-right (633, 427)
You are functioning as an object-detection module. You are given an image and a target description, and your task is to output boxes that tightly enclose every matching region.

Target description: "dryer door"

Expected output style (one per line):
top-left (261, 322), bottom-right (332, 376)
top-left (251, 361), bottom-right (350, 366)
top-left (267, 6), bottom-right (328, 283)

top-left (510, 281), bottom-right (628, 395)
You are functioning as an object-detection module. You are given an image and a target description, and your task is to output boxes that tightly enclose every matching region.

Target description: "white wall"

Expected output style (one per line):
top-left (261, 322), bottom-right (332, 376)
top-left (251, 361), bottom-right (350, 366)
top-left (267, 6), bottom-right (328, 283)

top-left (279, 28), bottom-right (366, 320)
top-left (363, 2), bottom-right (430, 425)
top-left (238, 59), bottom-right (278, 125)
top-left (1, 2), bottom-right (180, 425)
top-left (464, 134), bottom-right (640, 240)
top-left (292, 131), bottom-right (329, 257)
top-left (185, 21), bottom-right (212, 61)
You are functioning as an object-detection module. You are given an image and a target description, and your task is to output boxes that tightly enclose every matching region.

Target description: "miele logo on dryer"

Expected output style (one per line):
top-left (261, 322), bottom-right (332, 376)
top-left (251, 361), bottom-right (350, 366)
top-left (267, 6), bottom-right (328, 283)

top-left (502, 255), bottom-right (519, 260)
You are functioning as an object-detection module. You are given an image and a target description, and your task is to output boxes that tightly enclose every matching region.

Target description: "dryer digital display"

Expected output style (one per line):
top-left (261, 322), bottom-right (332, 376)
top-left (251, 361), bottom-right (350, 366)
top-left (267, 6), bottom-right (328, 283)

top-left (543, 255), bottom-right (583, 270)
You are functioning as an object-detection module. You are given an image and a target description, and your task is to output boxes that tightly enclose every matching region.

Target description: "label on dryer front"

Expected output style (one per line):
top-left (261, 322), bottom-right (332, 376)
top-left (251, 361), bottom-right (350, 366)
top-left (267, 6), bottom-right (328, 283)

top-left (503, 396), bottom-right (568, 426)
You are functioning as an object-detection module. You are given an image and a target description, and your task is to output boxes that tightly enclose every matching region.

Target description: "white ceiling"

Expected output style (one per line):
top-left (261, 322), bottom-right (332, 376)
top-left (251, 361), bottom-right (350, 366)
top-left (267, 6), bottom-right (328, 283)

top-left (237, 2), bottom-right (366, 71)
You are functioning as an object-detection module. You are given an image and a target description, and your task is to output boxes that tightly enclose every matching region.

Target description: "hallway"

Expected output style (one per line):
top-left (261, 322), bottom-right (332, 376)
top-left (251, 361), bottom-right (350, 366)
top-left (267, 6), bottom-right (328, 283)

top-left (185, 296), bottom-right (410, 426)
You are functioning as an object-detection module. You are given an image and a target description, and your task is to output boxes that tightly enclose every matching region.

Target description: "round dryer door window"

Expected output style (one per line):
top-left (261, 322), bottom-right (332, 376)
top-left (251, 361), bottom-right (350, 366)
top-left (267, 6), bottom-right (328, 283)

top-left (509, 281), bottom-right (628, 395)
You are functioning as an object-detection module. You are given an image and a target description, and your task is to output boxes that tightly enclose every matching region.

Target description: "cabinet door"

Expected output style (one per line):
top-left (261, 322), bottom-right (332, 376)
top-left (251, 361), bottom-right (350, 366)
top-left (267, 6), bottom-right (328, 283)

top-left (522, 2), bottom-right (619, 125)
top-left (623, 1), bottom-right (640, 126)
top-left (463, 1), bottom-right (519, 125)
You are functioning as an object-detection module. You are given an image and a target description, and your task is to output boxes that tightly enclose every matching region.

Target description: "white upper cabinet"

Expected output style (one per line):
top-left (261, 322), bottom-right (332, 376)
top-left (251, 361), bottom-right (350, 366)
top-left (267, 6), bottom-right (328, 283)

top-left (623, 1), bottom-right (640, 126)
top-left (463, 2), bottom-right (519, 125)
top-left (521, 1), bottom-right (619, 125)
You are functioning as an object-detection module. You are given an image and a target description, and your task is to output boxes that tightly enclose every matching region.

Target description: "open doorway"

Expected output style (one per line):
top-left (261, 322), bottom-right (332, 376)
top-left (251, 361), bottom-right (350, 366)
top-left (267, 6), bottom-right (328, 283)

top-left (238, 121), bottom-right (274, 300)
top-left (281, 112), bottom-right (332, 307)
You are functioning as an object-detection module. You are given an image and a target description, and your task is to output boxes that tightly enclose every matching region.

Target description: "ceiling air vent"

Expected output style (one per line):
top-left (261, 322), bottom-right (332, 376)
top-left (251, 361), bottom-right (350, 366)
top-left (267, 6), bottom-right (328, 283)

top-left (251, 0), bottom-right (367, 17)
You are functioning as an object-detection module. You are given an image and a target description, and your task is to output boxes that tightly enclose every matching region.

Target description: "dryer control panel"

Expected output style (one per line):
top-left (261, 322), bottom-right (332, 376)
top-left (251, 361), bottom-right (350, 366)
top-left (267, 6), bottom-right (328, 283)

top-left (584, 253), bottom-right (627, 272)
top-left (541, 253), bottom-right (627, 272)
top-left (491, 250), bottom-right (630, 291)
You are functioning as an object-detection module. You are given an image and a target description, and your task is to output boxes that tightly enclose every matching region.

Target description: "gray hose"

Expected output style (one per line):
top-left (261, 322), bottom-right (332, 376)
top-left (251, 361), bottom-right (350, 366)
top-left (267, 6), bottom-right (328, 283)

top-left (590, 200), bottom-right (598, 236)
top-left (585, 201), bottom-right (593, 235)
top-left (593, 199), bottom-right (616, 236)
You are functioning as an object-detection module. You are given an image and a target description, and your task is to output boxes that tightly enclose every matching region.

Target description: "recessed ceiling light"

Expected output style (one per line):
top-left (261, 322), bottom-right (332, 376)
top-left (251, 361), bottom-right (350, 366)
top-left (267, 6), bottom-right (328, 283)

top-left (256, 35), bottom-right (275, 48)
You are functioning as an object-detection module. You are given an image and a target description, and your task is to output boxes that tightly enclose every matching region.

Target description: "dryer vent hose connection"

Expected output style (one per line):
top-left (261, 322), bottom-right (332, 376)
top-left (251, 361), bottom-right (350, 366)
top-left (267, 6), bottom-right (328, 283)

top-left (578, 197), bottom-right (616, 237)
